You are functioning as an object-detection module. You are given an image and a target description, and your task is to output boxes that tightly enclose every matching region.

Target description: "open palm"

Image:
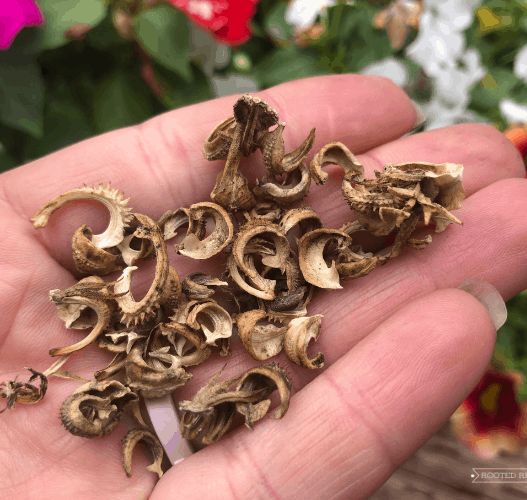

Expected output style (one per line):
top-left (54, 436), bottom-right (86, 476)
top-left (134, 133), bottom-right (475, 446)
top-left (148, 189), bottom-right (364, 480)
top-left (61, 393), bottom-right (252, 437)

top-left (1, 75), bottom-right (526, 500)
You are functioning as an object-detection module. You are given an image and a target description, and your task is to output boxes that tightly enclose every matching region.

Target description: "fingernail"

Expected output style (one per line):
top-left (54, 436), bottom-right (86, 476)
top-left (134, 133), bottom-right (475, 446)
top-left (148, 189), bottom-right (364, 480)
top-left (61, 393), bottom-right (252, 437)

top-left (144, 395), bottom-right (194, 465)
top-left (411, 100), bottom-right (426, 130)
top-left (458, 277), bottom-right (507, 330)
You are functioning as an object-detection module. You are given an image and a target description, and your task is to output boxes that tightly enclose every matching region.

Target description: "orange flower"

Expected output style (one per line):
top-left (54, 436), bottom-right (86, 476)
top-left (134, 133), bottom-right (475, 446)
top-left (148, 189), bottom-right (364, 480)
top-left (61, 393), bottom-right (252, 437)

top-left (506, 127), bottom-right (527, 159)
top-left (505, 128), bottom-right (527, 178)
top-left (450, 366), bottom-right (527, 459)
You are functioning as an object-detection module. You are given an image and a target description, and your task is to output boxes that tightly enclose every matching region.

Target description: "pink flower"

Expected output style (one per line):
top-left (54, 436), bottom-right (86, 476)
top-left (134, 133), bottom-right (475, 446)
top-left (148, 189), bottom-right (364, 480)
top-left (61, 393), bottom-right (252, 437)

top-left (0, 0), bottom-right (43, 50)
top-left (169, 0), bottom-right (259, 46)
top-left (450, 366), bottom-right (527, 459)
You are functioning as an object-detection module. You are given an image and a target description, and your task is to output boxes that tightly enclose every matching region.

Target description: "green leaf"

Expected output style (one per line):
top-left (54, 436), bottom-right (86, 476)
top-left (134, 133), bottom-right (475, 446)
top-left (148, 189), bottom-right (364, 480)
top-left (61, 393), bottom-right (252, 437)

top-left (135, 6), bottom-right (191, 81)
top-left (510, 84), bottom-right (527, 106)
top-left (470, 68), bottom-right (523, 112)
top-left (85, 10), bottom-right (129, 51)
top-left (312, 2), bottom-right (394, 74)
top-left (23, 82), bottom-right (94, 162)
top-left (264, 1), bottom-right (295, 44)
top-left (493, 290), bottom-right (527, 401)
top-left (323, 4), bottom-right (359, 48)
top-left (228, 36), bottom-right (275, 74)
top-left (400, 57), bottom-right (421, 81)
top-left (0, 50), bottom-right (44, 138)
top-left (0, 124), bottom-right (29, 168)
top-left (495, 292), bottom-right (527, 361)
top-left (92, 71), bottom-right (154, 133)
top-left (154, 62), bottom-right (212, 109)
top-left (253, 0), bottom-right (285, 23)
top-left (252, 47), bottom-right (332, 88)
top-left (0, 148), bottom-right (19, 173)
top-left (37, 0), bottom-right (108, 51)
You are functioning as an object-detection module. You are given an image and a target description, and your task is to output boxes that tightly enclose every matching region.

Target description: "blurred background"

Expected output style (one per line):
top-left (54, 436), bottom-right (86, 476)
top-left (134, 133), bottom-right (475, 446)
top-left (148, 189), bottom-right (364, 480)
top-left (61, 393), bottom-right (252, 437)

top-left (1, 0), bottom-right (527, 495)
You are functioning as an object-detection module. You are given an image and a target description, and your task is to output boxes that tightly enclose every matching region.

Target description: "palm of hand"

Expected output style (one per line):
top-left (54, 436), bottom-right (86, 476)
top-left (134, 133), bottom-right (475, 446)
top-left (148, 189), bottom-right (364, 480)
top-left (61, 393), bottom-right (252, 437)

top-left (0, 75), bottom-right (525, 500)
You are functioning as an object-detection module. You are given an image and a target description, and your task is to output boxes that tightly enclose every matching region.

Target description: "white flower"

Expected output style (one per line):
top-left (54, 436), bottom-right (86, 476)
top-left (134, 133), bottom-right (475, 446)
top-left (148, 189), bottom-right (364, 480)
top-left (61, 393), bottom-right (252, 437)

top-left (433, 49), bottom-right (485, 107)
top-left (514, 45), bottom-right (527, 82)
top-left (433, 0), bottom-right (483, 31)
top-left (423, 98), bottom-right (487, 130)
top-left (499, 99), bottom-right (527, 124)
top-left (406, 11), bottom-right (466, 75)
top-left (360, 57), bottom-right (409, 88)
top-left (404, 1), bottom-right (486, 130)
top-left (285, 0), bottom-right (336, 28)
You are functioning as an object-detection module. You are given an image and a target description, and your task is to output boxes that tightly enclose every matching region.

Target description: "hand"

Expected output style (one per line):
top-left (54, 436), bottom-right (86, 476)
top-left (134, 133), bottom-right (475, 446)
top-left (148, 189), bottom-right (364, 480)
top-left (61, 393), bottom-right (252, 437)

top-left (0, 75), bottom-right (525, 500)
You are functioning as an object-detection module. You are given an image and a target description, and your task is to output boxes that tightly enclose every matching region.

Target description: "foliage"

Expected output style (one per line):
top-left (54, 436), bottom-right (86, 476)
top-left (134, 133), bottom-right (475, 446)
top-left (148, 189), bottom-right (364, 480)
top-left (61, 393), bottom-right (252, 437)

top-left (493, 291), bottom-right (527, 401)
top-left (0, 0), bottom-right (210, 169)
top-left (135, 6), bottom-right (191, 80)
top-left (3, 0), bottom-right (527, 169)
top-left (466, 0), bottom-right (527, 127)
top-left (0, 0), bottom-right (405, 171)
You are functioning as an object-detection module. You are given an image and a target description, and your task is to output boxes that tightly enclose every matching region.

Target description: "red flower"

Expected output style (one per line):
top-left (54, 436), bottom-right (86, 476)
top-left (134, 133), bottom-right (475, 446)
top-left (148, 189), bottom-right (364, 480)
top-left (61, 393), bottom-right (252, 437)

top-left (450, 366), bottom-right (527, 459)
top-left (506, 127), bottom-right (527, 157)
top-left (169, 0), bottom-right (259, 45)
top-left (505, 128), bottom-right (527, 178)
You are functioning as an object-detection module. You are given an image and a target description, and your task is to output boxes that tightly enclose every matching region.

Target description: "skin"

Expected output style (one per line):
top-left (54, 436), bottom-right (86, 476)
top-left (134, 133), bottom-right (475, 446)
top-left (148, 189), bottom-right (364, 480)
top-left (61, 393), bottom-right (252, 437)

top-left (0, 74), bottom-right (526, 500)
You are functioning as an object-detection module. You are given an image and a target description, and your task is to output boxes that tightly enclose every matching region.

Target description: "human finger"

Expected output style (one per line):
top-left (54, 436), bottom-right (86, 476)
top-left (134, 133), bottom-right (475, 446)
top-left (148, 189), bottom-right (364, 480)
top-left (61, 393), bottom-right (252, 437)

top-left (175, 177), bottom-right (527, 405)
top-left (151, 288), bottom-right (496, 500)
top-left (15, 120), bottom-right (522, 282)
top-left (308, 122), bottom-right (525, 230)
top-left (0, 75), bottom-right (420, 269)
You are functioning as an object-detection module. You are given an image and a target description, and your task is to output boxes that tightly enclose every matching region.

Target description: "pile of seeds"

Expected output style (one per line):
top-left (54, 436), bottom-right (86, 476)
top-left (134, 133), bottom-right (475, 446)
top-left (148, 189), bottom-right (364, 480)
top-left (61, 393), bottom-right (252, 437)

top-left (0, 95), bottom-right (466, 478)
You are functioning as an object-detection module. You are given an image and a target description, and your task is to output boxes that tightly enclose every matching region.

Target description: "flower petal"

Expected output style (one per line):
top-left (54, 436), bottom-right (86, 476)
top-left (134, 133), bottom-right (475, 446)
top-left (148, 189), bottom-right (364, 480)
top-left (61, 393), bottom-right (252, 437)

top-left (450, 367), bottom-right (527, 458)
top-left (19, 0), bottom-right (43, 25)
top-left (360, 57), bottom-right (409, 88)
top-left (514, 45), bottom-right (527, 82)
top-left (170, 0), bottom-right (259, 45)
top-left (500, 99), bottom-right (527, 124)
top-left (0, 0), bottom-right (43, 49)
